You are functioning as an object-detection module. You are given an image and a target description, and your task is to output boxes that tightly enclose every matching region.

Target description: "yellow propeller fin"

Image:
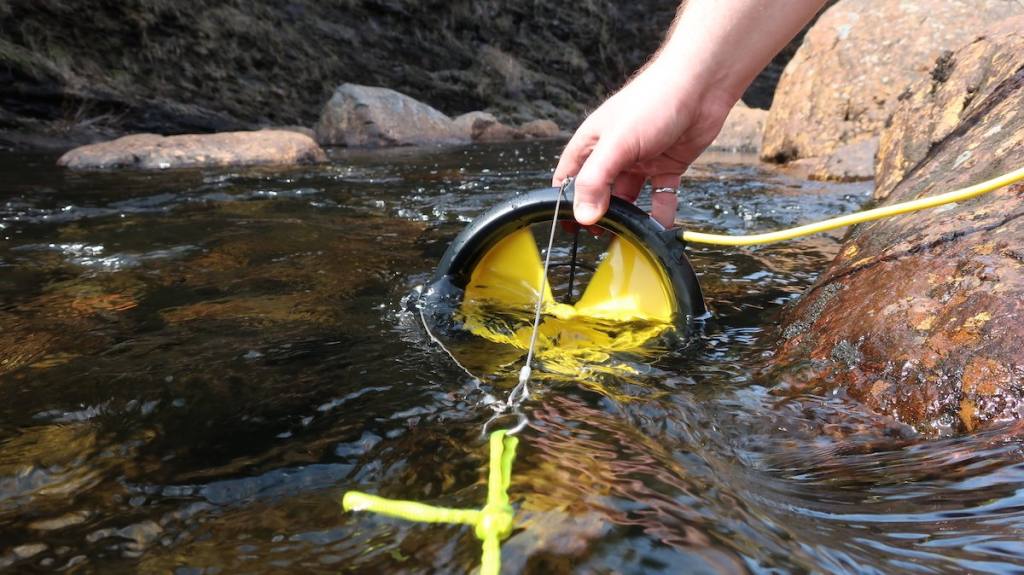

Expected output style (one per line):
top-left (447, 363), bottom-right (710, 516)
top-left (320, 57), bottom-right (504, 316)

top-left (464, 228), bottom-right (554, 310)
top-left (572, 238), bottom-right (675, 323)
top-left (459, 231), bottom-right (675, 364)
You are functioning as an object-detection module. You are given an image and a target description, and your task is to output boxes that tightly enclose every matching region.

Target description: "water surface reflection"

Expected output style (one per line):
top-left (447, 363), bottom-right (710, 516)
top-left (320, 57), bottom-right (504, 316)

top-left (0, 143), bottom-right (1020, 573)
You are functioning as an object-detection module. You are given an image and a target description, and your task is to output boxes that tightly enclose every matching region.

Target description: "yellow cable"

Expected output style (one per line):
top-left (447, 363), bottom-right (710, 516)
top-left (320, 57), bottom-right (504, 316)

top-left (680, 166), bottom-right (1024, 247)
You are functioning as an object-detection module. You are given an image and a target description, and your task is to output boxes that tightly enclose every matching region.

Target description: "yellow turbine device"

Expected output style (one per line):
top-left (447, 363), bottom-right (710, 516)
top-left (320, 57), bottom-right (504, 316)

top-left (419, 184), bottom-right (706, 369)
top-left (350, 167), bottom-right (1024, 575)
top-left (419, 167), bottom-right (1024, 370)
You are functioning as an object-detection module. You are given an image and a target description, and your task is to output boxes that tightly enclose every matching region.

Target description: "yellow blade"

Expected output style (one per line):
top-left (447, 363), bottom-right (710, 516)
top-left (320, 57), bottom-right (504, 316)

top-left (464, 228), bottom-right (554, 309)
top-left (573, 237), bottom-right (675, 323)
top-left (457, 230), bottom-right (674, 371)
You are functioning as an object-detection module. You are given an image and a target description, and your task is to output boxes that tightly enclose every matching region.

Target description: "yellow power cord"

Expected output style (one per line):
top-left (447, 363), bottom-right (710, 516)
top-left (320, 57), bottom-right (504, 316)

top-left (680, 166), bottom-right (1024, 246)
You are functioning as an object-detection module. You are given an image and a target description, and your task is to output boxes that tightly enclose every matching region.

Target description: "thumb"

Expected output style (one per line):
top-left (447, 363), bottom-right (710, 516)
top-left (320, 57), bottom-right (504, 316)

top-left (572, 134), bottom-right (638, 225)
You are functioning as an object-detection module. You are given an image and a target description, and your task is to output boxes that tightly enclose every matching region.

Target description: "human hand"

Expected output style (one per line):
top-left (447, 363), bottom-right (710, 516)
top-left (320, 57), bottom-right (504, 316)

top-left (552, 0), bottom-right (827, 228)
top-left (552, 61), bottom-right (735, 228)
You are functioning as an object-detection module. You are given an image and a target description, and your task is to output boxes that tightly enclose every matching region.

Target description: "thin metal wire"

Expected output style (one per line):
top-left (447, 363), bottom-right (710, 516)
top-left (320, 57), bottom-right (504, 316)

top-left (506, 179), bottom-right (570, 408)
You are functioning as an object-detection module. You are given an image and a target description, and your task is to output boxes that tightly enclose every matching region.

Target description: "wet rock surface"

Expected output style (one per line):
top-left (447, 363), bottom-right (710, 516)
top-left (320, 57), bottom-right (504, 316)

top-left (773, 26), bottom-right (1024, 435)
top-left (58, 130), bottom-right (327, 170)
top-left (761, 0), bottom-right (1023, 165)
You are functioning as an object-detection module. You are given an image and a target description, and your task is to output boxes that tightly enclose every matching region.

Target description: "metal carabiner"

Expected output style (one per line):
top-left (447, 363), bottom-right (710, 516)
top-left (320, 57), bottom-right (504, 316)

top-left (481, 410), bottom-right (529, 439)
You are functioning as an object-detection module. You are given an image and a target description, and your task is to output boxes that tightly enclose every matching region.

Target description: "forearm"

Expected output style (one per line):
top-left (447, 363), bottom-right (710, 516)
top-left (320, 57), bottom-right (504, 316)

top-left (555, 0), bottom-right (828, 225)
top-left (650, 0), bottom-right (827, 104)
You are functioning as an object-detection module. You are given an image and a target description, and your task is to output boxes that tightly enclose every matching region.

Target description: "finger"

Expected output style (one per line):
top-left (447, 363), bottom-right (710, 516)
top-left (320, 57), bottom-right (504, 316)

top-left (650, 173), bottom-right (681, 229)
top-left (612, 172), bottom-right (645, 204)
top-left (552, 124), bottom-right (597, 187)
top-left (573, 134), bottom-right (639, 225)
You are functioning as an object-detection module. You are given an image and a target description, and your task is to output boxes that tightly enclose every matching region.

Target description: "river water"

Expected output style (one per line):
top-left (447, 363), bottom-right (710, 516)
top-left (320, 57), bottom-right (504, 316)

top-left (1, 142), bottom-right (1022, 573)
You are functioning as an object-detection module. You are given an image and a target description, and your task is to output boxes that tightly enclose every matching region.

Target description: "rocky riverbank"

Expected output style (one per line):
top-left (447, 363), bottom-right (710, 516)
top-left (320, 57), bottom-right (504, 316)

top-left (0, 0), bottom-right (682, 148)
top-left (771, 19), bottom-right (1024, 435)
top-left (0, 0), bottom-right (829, 151)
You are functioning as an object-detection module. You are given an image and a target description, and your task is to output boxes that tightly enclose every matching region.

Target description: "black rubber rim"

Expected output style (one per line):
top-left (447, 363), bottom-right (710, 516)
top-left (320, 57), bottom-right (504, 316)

top-left (429, 185), bottom-right (706, 324)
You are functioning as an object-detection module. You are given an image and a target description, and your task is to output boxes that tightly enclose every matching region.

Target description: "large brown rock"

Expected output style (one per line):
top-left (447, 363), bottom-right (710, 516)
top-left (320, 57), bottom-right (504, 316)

top-left (314, 83), bottom-right (467, 147)
top-left (57, 130), bottom-right (326, 170)
top-left (761, 0), bottom-right (1022, 166)
top-left (876, 16), bottom-right (1024, 199)
top-left (773, 26), bottom-right (1024, 435)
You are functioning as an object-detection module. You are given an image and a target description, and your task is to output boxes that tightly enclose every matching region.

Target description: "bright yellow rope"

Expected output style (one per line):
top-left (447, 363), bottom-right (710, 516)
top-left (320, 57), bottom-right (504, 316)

top-left (680, 166), bottom-right (1024, 246)
top-left (342, 430), bottom-right (519, 575)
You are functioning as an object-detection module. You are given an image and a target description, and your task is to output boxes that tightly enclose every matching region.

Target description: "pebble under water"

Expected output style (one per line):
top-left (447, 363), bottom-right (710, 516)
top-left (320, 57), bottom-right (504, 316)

top-left (1, 142), bottom-right (1022, 573)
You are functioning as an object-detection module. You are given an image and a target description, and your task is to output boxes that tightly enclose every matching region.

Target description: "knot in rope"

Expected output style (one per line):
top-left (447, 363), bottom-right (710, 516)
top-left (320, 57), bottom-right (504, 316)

top-left (342, 429), bottom-right (519, 575)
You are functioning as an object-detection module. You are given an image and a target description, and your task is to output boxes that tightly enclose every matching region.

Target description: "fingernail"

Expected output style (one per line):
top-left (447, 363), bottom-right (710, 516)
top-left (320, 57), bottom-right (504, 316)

top-left (575, 201), bottom-right (601, 225)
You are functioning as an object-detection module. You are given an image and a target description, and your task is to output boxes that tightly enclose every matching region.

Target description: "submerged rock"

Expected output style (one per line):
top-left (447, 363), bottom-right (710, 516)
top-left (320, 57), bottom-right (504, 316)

top-left (314, 83), bottom-right (467, 147)
top-left (761, 0), bottom-right (1022, 167)
top-left (708, 102), bottom-right (766, 153)
top-left (773, 25), bottom-right (1024, 435)
top-left (57, 130), bottom-right (326, 170)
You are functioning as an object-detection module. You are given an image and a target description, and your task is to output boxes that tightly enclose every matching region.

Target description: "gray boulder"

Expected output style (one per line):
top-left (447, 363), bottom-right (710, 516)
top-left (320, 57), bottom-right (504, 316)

top-left (314, 84), bottom-right (467, 147)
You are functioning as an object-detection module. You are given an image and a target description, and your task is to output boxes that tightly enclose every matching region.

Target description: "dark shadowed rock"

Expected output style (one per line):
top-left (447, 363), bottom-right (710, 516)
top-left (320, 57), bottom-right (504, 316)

top-left (1, 1), bottom-right (832, 148)
top-left (708, 102), bottom-right (766, 153)
top-left (773, 26), bottom-right (1024, 435)
top-left (57, 130), bottom-right (327, 170)
top-left (314, 84), bottom-right (466, 147)
top-left (761, 0), bottom-right (1022, 165)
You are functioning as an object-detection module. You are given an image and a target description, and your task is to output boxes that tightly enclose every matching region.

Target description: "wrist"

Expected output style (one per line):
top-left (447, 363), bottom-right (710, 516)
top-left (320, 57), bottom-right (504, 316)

top-left (651, 31), bottom-right (748, 106)
top-left (639, 52), bottom-right (741, 121)
top-left (651, 0), bottom-right (827, 107)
